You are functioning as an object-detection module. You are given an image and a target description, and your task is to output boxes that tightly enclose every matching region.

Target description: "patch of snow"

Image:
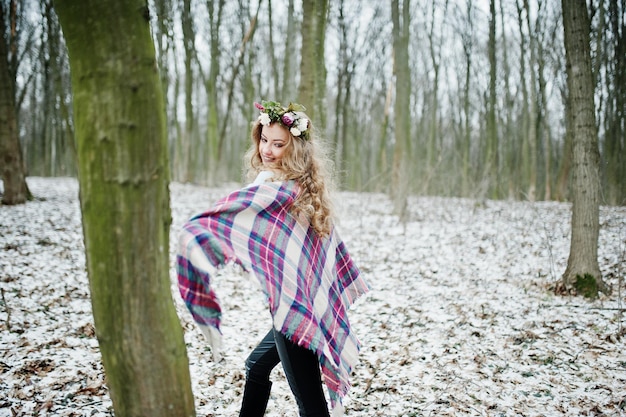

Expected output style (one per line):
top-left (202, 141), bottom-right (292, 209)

top-left (1, 178), bottom-right (625, 416)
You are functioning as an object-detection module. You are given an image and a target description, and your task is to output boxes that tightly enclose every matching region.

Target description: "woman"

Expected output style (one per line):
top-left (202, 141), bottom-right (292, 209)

top-left (177, 101), bottom-right (369, 417)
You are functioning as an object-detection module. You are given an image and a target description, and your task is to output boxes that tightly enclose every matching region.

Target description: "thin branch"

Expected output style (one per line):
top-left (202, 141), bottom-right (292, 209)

top-left (551, 305), bottom-right (626, 311)
top-left (218, 1), bottom-right (262, 153)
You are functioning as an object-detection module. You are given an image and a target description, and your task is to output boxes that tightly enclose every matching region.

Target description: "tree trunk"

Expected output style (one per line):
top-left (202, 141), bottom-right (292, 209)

top-left (298, 0), bottom-right (327, 128)
top-left (486, 0), bottom-right (498, 199)
top-left (555, 91), bottom-right (572, 202)
top-left (537, 8), bottom-right (552, 201)
top-left (281, 0), bottom-right (296, 100)
top-left (41, 0), bottom-right (75, 177)
top-left (218, 2), bottom-right (260, 156)
top-left (153, 0), bottom-right (175, 179)
top-left (391, 0), bottom-right (411, 222)
top-left (499, 0), bottom-right (516, 200)
top-left (54, 1), bottom-right (196, 415)
top-left (516, 0), bottom-right (529, 200)
top-left (603, 0), bottom-right (626, 205)
top-left (204, 0), bottom-right (224, 184)
top-left (460, 0), bottom-right (474, 198)
top-left (524, 0), bottom-right (538, 202)
top-left (182, 0), bottom-right (198, 182)
top-left (334, 0), bottom-right (350, 185)
top-left (426, 3), bottom-right (444, 192)
top-left (268, 0), bottom-right (280, 97)
top-left (560, 0), bottom-right (608, 297)
top-left (0, 0), bottom-right (30, 205)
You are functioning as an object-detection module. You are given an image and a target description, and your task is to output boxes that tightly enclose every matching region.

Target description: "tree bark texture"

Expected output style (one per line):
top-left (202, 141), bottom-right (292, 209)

top-left (486, 0), bottom-right (498, 199)
top-left (181, 0), bottom-right (197, 182)
top-left (603, 0), bottom-right (626, 205)
top-left (298, 0), bottom-right (327, 127)
top-left (54, 1), bottom-right (196, 415)
top-left (561, 0), bottom-right (607, 296)
top-left (524, 0), bottom-right (538, 202)
top-left (204, 0), bottom-right (224, 185)
top-left (0, 0), bottom-right (30, 205)
top-left (391, 0), bottom-right (411, 222)
top-left (281, 0), bottom-right (296, 101)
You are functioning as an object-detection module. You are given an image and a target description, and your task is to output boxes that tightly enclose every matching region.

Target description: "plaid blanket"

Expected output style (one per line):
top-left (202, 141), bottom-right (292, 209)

top-left (177, 179), bottom-right (370, 413)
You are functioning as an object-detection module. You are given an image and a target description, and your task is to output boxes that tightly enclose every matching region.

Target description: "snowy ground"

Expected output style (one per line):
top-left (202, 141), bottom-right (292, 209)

top-left (1, 177), bottom-right (625, 417)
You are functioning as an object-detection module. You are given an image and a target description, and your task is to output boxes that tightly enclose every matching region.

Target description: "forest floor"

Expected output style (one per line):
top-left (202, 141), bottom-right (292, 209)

top-left (1, 177), bottom-right (625, 417)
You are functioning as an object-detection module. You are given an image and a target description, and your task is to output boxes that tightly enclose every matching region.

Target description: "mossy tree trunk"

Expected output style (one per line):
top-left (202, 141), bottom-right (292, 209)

top-left (54, 1), bottom-right (196, 415)
top-left (560, 0), bottom-right (608, 297)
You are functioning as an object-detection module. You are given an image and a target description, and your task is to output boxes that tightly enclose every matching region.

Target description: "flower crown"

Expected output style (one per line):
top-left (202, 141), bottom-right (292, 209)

top-left (254, 100), bottom-right (310, 140)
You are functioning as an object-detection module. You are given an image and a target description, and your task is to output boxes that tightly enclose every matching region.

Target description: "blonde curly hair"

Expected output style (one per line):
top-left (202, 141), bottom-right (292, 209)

top-left (244, 118), bottom-right (336, 238)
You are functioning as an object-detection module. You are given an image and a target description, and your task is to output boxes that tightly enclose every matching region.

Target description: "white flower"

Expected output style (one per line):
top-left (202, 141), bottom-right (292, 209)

top-left (258, 113), bottom-right (271, 126)
top-left (294, 113), bottom-right (308, 131)
top-left (290, 127), bottom-right (302, 137)
top-left (297, 118), bottom-right (309, 132)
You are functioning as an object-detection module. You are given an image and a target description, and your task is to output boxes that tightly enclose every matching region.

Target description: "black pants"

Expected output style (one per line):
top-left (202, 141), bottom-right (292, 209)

top-left (240, 328), bottom-right (330, 417)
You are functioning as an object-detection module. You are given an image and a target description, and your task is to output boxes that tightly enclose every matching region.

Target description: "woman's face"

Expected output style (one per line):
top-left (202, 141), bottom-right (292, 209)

top-left (259, 123), bottom-right (290, 168)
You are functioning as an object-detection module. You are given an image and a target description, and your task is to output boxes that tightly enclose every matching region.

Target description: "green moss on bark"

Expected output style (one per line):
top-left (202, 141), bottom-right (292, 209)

top-left (574, 273), bottom-right (599, 299)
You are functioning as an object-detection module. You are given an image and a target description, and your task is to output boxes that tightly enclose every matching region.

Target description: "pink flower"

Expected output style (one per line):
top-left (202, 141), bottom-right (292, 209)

top-left (282, 112), bottom-right (295, 126)
top-left (254, 102), bottom-right (265, 111)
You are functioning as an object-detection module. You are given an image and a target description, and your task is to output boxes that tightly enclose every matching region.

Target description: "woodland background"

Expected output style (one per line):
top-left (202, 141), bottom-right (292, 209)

top-left (4, 0), bottom-right (625, 204)
top-left (1, 1), bottom-right (625, 416)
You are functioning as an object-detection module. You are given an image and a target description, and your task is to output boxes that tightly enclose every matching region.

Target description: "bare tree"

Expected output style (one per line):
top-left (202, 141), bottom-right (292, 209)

top-left (560, 0), bottom-right (608, 297)
top-left (39, 0), bottom-right (74, 177)
top-left (485, 0), bottom-right (498, 198)
top-left (298, 0), bottom-right (328, 128)
top-left (218, 1), bottom-right (261, 157)
top-left (500, 0), bottom-right (517, 199)
top-left (523, 0), bottom-right (538, 201)
top-left (600, 0), bottom-right (625, 205)
top-left (11, 1), bottom-right (621, 205)
top-left (281, 0), bottom-right (296, 101)
top-left (391, 0), bottom-right (411, 221)
top-left (0, 0), bottom-right (30, 205)
top-left (332, 0), bottom-right (358, 188)
top-left (424, 1), bottom-right (446, 183)
top-left (180, 0), bottom-right (198, 182)
top-left (54, 0), bottom-right (196, 414)
top-left (203, 0), bottom-right (224, 183)
top-left (457, 0), bottom-right (475, 198)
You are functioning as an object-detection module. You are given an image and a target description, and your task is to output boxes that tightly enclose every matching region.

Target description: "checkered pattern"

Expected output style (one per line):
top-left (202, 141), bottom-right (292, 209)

top-left (177, 180), bottom-right (370, 411)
